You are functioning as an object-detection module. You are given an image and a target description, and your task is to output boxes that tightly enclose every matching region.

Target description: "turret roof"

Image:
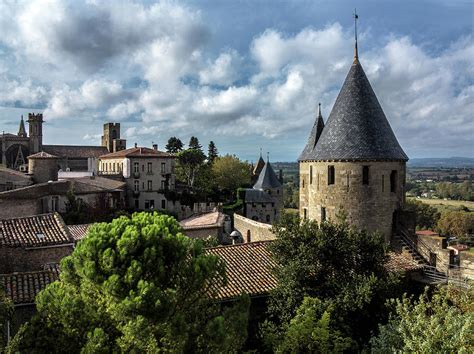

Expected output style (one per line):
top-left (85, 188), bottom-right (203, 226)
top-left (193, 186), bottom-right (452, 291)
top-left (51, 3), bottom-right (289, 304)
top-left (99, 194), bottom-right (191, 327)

top-left (299, 61), bottom-right (408, 162)
top-left (299, 103), bottom-right (325, 161)
top-left (18, 116), bottom-right (26, 137)
top-left (253, 160), bottom-right (282, 190)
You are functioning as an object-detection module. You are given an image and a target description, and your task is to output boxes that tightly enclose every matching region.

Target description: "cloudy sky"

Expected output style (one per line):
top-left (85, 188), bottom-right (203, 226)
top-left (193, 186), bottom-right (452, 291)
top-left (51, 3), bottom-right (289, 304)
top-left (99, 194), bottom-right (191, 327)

top-left (0, 0), bottom-right (472, 161)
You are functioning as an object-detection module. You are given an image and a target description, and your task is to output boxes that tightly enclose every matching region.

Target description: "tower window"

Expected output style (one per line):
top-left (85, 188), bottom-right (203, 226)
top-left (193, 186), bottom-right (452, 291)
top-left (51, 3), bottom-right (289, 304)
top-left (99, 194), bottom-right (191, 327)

top-left (328, 166), bottom-right (335, 185)
top-left (310, 165), bottom-right (313, 184)
top-left (303, 208), bottom-right (307, 220)
top-left (382, 175), bottom-right (385, 192)
top-left (390, 170), bottom-right (397, 193)
top-left (321, 207), bottom-right (326, 221)
top-left (362, 166), bottom-right (369, 185)
top-left (302, 178), bottom-right (305, 188)
top-left (317, 173), bottom-right (320, 191)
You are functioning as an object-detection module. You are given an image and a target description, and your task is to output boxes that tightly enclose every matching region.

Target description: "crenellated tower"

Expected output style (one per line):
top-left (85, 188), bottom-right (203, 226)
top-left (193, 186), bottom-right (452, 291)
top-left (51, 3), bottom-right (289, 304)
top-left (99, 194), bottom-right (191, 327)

top-left (27, 113), bottom-right (43, 154)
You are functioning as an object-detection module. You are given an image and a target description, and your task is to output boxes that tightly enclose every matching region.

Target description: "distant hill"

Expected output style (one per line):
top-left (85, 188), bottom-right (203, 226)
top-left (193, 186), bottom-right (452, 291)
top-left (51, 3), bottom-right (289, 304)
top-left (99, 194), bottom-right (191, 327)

top-left (408, 157), bottom-right (474, 168)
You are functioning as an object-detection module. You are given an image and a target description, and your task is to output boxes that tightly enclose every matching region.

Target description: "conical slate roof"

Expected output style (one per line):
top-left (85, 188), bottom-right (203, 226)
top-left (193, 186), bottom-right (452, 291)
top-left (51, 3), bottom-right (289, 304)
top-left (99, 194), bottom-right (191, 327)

top-left (299, 104), bottom-right (325, 161)
top-left (253, 160), bottom-right (282, 190)
top-left (253, 155), bottom-right (265, 176)
top-left (300, 61), bottom-right (408, 161)
top-left (18, 116), bottom-right (27, 137)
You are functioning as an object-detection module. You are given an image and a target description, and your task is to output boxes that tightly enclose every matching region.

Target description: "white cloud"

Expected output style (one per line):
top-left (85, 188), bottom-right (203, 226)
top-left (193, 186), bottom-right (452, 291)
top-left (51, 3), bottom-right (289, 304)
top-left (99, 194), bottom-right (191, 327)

top-left (199, 50), bottom-right (240, 86)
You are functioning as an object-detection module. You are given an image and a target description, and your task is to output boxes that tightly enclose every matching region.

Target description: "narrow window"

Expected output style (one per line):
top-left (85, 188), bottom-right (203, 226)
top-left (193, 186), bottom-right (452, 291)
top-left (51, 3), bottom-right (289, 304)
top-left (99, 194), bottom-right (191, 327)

top-left (328, 166), bottom-right (335, 185)
top-left (147, 162), bottom-right (152, 173)
top-left (302, 178), bottom-right (305, 188)
top-left (321, 207), bottom-right (326, 221)
top-left (161, 199), bottom-right (166, 209)
top-left (317, 173), bottom-right (320, 191)
top-left (382, 175), bottom-right (385, 192)
top-left (161, 162), bottom-right (166, 173)
top-left (144, 200), bottom-right (150, 209)
top-left (390, 170), bottom-right (397, 193)
top-left (142, 164), bottom-right (145, 172)
top-left (310, 165), bottom-right (313, 184)
top-left (150, 200), bottom-right (155, 209)
top-left (161, 180), bottom-right (166, 189)
top-left (134, 180), bottom-right (139, 191)
top-left (134, 162), bottom-right (139, 173)
top-left (303, 208), bottom-right (307, 220)
top-left (362, 166), bottom-right (369, 185)
top-left (247, 230), bottom-right (251, 243)
top-left (266, 215), bottom-right (271, 223)
top-left (147, 180), bottom-right (152, 191)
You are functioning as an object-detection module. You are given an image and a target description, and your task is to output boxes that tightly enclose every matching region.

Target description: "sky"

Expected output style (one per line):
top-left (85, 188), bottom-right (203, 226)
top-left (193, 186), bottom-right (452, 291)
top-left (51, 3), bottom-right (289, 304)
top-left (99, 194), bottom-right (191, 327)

top-left (0, 0), bottom-right (472, 162)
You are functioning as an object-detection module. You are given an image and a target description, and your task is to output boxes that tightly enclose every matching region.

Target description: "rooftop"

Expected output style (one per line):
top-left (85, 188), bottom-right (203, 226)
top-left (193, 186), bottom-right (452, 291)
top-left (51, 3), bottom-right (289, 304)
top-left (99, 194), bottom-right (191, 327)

top-left (0, 166), bottom-right (33, 183)
top-left (100, 146), bottom-right (174, 159)
top-left (0, 213), bottom-right (74, 248)
top-left (180, 211), bottom-right (225, 230)
top-left (67, 224), bottom-right (92, 242)
top-left (299, 60), bottom-right (408, 162)
top-left (43, 145), bottom-right (109, 159)
top-left (205, 241), bottom-right (277, 300)
top-left (0, 267), bottom-right (60, 305)
top-left (253, 161), bottom-right (282, 190)
top-left (28, 151), bottom-right (58, 159)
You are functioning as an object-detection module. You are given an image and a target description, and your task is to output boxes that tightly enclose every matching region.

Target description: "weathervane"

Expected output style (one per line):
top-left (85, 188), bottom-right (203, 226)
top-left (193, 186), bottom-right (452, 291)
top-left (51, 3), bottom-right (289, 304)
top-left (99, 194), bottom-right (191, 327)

top-left (353, 9), bottom-right (359, 62)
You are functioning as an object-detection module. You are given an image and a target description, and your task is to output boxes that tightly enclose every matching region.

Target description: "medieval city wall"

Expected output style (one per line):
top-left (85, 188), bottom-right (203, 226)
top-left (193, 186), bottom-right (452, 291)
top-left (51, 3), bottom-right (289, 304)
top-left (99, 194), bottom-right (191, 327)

top-left (299, 160), bottom-right (406, 242)
top-left (234, 214), bottom-right (275, 243)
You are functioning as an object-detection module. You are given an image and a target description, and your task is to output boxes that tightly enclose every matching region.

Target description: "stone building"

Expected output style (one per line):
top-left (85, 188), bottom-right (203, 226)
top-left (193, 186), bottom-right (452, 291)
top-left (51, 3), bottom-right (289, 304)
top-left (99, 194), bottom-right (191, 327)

top-left (1, 113), bottom-right (125, 172)
top-left (299, 43), bottom-right (408, 242)
top-left (98, 145), bottom-right (177, 212)
top-left (0, 166), bottom-right (33, 192)
top-left (241, 157), bottom-right (283, 224)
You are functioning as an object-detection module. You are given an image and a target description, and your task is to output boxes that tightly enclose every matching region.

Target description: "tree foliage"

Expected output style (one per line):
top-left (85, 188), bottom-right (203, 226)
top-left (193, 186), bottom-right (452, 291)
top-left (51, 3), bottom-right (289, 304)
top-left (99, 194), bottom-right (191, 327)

top-left (207, 141), bottom-right (219, 163)
top-left (10, 213), bottom-right (249, 353)
top-left (404, 199), bottom-right (441, 230)
top-left (262, 214), bottom-right (400, 351)
top-left (436, 180), bottom-right (473, 201)
top-left (188, 136), bottom-right (203, 152)
top-left (370, 286), bottom-right (474, 353)
top-left (176, 148), bottom-right (207, 188)
top-left (437, 210), bottom-right (474, 241)
top-left (165, 137), bottom-right (183, 153)
top-left (211, 154), bottom-right (251, 193)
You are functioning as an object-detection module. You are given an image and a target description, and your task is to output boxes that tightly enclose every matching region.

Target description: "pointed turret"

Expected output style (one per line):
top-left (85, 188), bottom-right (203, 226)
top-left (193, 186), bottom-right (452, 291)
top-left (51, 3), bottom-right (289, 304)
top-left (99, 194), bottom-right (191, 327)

top-left (298, 103), bottom-right (325, 161)
top-left (253, 154), bottom-right (282, 190)
top-left (252, 148), bottom-right (266, 176)
top-left (18, 115), bottom-right (27, 138)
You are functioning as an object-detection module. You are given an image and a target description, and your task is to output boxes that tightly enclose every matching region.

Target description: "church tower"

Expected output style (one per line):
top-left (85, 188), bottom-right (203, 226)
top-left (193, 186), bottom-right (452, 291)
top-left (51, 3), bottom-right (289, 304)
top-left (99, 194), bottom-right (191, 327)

top-left (298, 14), bottom-right (408, 242)
top-left (27, 113), bottom-right (43, 154)
top-left (102, 123), bottom-right (126, 153)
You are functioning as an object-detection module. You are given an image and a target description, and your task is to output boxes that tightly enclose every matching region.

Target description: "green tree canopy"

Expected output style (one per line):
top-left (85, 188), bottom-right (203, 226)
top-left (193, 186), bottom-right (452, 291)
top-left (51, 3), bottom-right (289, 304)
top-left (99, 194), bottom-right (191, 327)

top-left (10, 213), bottom-right (249, 353)
top-left (437, 210), bottom-right (474, 241)
top-left (165, 136), bottom-right (183, 153)
top-left (176, 148), bottom-right (207, 188)
top-left (188, 136), bottom-right (203, 152)
top-left (207, 141), bottom-right (219, 163)
top-left (211, 154), bottom-right (251, 193)
top-left (370, 286), bottom-right (473, 353)
top-left (262, 214), bottom-right (400, 351)
top-left (405, 199), bottom-right (441, 230)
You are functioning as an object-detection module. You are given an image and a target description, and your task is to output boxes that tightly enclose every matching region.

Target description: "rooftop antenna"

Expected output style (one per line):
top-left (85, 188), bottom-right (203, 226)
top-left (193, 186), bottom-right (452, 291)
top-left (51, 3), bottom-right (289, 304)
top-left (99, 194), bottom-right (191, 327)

top-left (353, 9), bottom-right (359, 63)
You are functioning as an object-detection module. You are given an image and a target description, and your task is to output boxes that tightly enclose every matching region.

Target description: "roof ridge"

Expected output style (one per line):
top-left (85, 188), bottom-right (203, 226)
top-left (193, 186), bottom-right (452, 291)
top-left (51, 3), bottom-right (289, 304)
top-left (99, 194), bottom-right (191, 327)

top-left (205, 240), bottom-right (273, 250)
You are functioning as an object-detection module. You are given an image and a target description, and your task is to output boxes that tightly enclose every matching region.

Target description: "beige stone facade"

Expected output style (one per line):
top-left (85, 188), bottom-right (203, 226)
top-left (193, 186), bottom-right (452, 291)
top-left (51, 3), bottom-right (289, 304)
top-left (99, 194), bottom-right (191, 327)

top-left (299, 160), bottom-right (406, 242)
top-left (234, 214), bottom-right (276, 243)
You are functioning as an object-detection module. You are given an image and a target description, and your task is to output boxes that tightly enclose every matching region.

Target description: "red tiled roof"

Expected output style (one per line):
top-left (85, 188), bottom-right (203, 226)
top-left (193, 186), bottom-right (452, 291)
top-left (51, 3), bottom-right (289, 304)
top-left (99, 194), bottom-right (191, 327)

top-left (100, 146), bottom-right (174, 159)
top-left (416, 230), bottom-right (439, 237)
top-left (0, 268), bottom-right (60, 305)
top-left (180, 211), bottom-right (224, 230)
top-left (385, 251), bottom-right (423, 273)
top-left (205, 241), bottom-right (277, 300)
top-left (0, 213), bottom-right (74, 248)
top-left (68, 224), bottom-right (92, 242)
top-left (28, 151), bottom-right (58, 159)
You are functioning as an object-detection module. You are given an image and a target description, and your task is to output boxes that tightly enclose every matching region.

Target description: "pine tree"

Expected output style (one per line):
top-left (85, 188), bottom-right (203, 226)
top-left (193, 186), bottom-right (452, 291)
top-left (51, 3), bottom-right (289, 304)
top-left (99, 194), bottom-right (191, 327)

top-left (208, 141), bottom-right (219, 163)
top-left (188, 136), bottom-right (202, 151)
top-left (165, 137), bottom-right (183, 153)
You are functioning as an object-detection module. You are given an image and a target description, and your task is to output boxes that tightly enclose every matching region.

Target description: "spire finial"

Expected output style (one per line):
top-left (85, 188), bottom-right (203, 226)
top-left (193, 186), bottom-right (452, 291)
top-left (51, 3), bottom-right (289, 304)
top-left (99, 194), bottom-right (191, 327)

top-left (318, 102), bottom-right (322, 117)
top-left (353, 9), bottom-right (359, 63)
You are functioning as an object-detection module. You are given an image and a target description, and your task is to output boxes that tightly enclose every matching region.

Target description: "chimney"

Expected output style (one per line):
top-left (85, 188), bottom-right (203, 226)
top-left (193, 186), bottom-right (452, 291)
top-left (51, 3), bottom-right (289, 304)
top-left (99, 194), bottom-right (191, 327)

top-left (152, 143), bottom-right (158, 150)
top-left (134, 142), bottom-right (137, 148)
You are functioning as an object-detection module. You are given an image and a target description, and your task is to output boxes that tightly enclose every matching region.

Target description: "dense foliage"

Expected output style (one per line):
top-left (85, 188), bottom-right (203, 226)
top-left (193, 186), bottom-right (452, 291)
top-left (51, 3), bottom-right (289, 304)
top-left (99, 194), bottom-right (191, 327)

top-left (207, 141), bottom-right (219, 163)
top-left (404, 198), bottom-right (441, 230)
top-left (176, 148), bottom-right (207, 188)
top-left (371, 286), bottom-right (473, 352)
top-left (10, 213), bottom-right (249, 352)
top-left (437, 211), bottom-right (474, 242)
top-left (262, 213), bottom-right (401, 351)
top-left (436, 181), bottom-right (473, 201)
top-left (165, 136), bottom-right (183, 153)
top-left (211, 155), bottom-right (251, 195)
top-left (0, 289), bottom-right (13, 351)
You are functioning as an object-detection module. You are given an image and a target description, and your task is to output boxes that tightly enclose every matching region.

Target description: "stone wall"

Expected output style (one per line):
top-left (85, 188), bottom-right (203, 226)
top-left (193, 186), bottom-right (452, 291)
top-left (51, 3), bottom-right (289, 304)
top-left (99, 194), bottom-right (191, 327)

top-left (415, 233), bottom-right (453, 272)
top-left (182, 227), bottom-right (222, 240)
top-left (0, 245), bottom-right (74, 273)
top-left (300, 160), bottom-right (406, 242)
top-left (459, 252), bottom-right (474, 280)
top-left (234, 214), bottom-right (275, 243)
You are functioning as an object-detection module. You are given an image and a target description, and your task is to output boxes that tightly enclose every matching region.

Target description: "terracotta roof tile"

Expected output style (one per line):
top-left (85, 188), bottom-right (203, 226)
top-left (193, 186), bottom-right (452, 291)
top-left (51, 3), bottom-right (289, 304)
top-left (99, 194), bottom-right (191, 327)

top-left (205, 241), bottom-right (277, 300)
top-left (100, 146), bottom-right (174, 159)
top-left (0, 213), bottom-right (74, 248)
top-left (385, 251), bottom-right (423, 273)
top-left (28, 151), bottom-right (58, 159)
top-left (0, 268), bottom-right (60, 304)
top-left (68, 224), bottom-right (92, 242)
top-left (180, 211), bottom-right (224, 230)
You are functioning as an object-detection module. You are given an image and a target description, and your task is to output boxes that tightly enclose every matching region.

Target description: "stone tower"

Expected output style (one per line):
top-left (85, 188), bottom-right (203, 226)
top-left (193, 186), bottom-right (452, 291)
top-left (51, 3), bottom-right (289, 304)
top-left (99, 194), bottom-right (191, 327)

top-left (27, 113), bottom-right (43, 154)
top-left (298, 40), bottom-right (408, 242)
top-left (253, 156), bottom-right (284, 221)
top-left (102, 123), bottom-right (126, 153)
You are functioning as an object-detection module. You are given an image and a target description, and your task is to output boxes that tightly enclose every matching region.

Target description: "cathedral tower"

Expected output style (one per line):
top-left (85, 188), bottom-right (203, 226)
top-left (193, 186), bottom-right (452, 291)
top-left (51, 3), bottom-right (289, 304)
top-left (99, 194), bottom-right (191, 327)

top-left (102, 123), bottom-right (126, 153)
top-left (27, 113), bottom-right (43, 154)
top-left (298, 17), bottom-right (408, 242)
